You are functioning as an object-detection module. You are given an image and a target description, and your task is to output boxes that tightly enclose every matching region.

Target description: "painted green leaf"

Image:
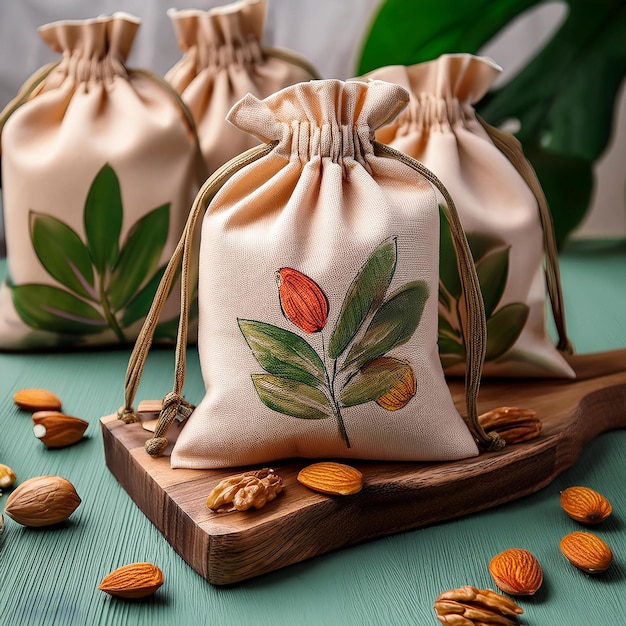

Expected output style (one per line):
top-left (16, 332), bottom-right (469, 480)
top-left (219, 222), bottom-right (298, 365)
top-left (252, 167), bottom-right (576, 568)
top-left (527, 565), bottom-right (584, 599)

top-left (466, 231), bottom-right (506, 264)
top-left (438, 207), bottom-right (461, 302)
top-left (328, 237), bottom-right (397, 359)
top-left (251, 374), bottom-right (333, 419)
top-left (341, 281), bottom-right (429, 372)
top-left (29, 212), bottom-right (95, 300)
top-left (121, 265), bottom-right (167, 327)
top-left (485, 302), bottom-right (529, 361)
top-left (84, 164), bottom-right (123, 273)
top-left (11, 284), bottom-right (106, 335)
top-left (107, 203), bottom-right (170, 311)
top-left (339, 357), bottom-right (411, 407)
top-left (475, 246), bottom-right (510, 318)
top-left (239, 319), bottom-right (327, 387)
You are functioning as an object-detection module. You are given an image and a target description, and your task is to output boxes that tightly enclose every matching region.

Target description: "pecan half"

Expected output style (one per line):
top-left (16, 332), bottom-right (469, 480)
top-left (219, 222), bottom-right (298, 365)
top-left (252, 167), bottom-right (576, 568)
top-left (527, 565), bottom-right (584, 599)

top-left (478, 406), bottom-right (542, 445)
top-left (434, 585), bottom-right (523, 625)
top-left (206, 468), bottom-right (283, 513)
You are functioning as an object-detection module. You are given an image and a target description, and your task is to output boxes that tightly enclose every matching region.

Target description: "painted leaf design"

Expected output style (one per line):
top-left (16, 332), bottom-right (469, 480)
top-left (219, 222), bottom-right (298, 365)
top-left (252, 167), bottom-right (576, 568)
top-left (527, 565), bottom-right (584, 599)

top-left (84, 164), bottom-right (123, 273)
top-left (475, 245), bottom-right (510, 318)
top-left (341, 281), bottom-right (429, 372)
top-left (121, 265), bottom-right (167, 328)
top-left (107, 203), bottom-right (170, 311)
top-left (438, 207), bottom-right (461, 302)
top-left (328, 237), bottom-right (397, 359)
top-left (239, 319), bottom-right (326, 387)
top-left (11, 284), bottom-right (106, 335)
top-left (251, 374), bottom-right (333, 419)
top-left (29, 212), bottom-right (95, 300)
top-left (486, 302), bottom-right (530, 361)
top-left (339, 356), bottom-right (412, 408)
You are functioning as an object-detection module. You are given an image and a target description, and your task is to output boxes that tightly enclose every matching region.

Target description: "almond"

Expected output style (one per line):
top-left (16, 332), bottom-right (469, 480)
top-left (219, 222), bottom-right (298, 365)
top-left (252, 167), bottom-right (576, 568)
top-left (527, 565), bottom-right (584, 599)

top-left (0, 463), bottom-right (17, 489)
top-left (560, 486), bottom-right (612, 525)
top-left (13, 388), bottom-right (62, 412)
top-left (488, 548), bottom-right (543, 596)
top-left (297, 461), bottom-right (363, 495)
top-left (99, 562), bottom-right (164, 599)
top-left (32, 411), bottom-right (88, 448)
top-left (4, 475), bottom-right (81, 527)
top-left (560, 531), bottom-right (613, 574)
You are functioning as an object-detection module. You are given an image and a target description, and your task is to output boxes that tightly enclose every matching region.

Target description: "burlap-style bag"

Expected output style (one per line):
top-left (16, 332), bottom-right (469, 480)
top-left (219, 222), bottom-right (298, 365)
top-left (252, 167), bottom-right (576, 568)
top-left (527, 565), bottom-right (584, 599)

top-left (367, 54), bottom-right (574, 377)
top-left (165, 0), bottom-right (320, 175)
top-left (119, 79), bottom-right (502, 470)
top-left (0, 13), bottom-right (205, 351)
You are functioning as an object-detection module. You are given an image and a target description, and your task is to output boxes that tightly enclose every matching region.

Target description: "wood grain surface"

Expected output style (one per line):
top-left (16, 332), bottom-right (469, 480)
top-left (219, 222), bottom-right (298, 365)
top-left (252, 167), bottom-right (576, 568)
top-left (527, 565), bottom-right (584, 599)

top-left (101, 349), bottom-right (626, 585)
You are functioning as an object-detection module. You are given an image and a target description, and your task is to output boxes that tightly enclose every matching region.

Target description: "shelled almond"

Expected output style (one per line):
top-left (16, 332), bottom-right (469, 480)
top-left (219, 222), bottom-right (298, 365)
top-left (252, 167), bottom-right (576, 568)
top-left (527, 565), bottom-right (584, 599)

top-left (560, 531), bottom-right (613, 574)
top-left (98, 562), bottom-right (164, 598)
top-left (32, 411), bottom-right (88, 448)
top-left (297, 461), bottom-right (363, 495)
top-left (13, 388), bottom-right (62, 412)
top-left (560, 486), bottom-right (612, 525)
top-left (488, 548), bottom-right (543, 596)
top-left (0, 464), bottom-right (17, 489)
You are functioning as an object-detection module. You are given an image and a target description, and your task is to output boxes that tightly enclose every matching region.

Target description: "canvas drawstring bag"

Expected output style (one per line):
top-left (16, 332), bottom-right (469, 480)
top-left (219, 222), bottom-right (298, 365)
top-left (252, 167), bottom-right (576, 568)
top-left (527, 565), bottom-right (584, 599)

top-left (118, 79), bottom-right (502, 470)
top-left (165, 0), bottom-right (320, 175)
top-left (0, 13), bottom-right (206, 351)
top-left (366, 54), bottom-right (574, 378)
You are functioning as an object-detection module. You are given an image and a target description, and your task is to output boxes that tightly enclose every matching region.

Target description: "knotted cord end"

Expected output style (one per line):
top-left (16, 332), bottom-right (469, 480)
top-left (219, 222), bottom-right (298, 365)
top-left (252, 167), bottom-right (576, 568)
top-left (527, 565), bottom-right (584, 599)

top-left (117, 406), bottom-right (141, 424)
top-left (145, 436), bottom-right (168, 456)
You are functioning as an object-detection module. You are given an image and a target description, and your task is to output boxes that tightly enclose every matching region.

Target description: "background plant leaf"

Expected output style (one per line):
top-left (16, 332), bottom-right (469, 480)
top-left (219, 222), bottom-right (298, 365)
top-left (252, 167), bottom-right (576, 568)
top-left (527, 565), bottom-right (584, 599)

top-left (475, 246), bottom-right (510, 318)
top-left (251, 374), bottom-right (333, 419)
top-left (339, 357), bottom-right (411, 407)
top-left (107, 203), bottom-right (170, 311)
top-left (485, 302), bottom-right (529, 360)
top-left (342, 281), bottom-right (429, 372)
top-left (121, 265), bottom-right (167, 328)
top-left (438, 207), bottom-right (461, 303)
top-left (84, 164), bottom-right (123, 273)
top-left (358, 0), bottom-right (626, 245)
top-left (328, 237), bottom-right (397, 359)
top-left (239, 319), bottom-right (327, 387)
top-left (29, 212), bottom-right (95, 300)
top-left (11, 283), bottom-right (106, 335)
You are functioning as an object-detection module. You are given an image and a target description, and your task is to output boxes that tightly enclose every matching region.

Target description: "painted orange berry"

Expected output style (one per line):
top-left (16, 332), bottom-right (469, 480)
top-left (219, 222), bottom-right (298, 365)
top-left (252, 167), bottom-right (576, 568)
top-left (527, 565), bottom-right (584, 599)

top-left (276, 267), bottom-right (329, 334)
top-left (372, 358), bottom-right (417, 411)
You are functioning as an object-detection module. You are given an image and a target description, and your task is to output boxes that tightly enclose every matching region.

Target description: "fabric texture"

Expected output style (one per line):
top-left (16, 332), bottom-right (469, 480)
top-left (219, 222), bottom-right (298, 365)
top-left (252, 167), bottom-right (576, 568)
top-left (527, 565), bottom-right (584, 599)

top-left (165, 0), bottom-right (320, 175)
top-left (0, 13), bottom-right (204, 350)
top-left (367, 54), bottom-right (574, 377)
top-left (167, 79), bottom-right (480, 469)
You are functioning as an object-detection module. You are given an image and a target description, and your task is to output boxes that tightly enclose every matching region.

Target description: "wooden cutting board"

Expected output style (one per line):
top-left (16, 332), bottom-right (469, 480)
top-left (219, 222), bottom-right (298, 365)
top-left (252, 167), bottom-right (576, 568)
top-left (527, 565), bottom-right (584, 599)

top-left (101, 349), bottom-right (626, 585)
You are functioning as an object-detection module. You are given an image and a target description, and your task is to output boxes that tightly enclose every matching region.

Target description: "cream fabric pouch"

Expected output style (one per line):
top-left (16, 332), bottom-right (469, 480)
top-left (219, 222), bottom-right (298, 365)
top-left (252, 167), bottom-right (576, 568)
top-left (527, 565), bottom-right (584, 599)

top-left (0, 13), bottom-right (205, 350)
top-left (165, 0), bottom-right (320, 175)
top-left (367, 54), bottom-right (574, 378)
top-left (119, 79), bottom-right (502, 470)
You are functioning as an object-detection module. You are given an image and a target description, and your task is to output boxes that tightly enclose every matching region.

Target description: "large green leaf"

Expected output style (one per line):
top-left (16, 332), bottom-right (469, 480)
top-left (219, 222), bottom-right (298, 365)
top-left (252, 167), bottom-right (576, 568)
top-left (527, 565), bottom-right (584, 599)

top-left (485, 302), bottom-right (529, 361)
top-left (121, 265), bottom-right (166, 327)
top-left (239, 319), bottom-right (327, 387)
top-left (328, 237), bottom-right (397, 359)
top-left (339, 357), bottom-right (411, 408)
top-left (251, 374), bottom-right (333, 419)
top-left (475, 246), bottom-right (510, 318)
top-left (357, 0), bottom-right (535, 74)
top-left (29, 212), bottom-right (95, 300)
top-left (341, 281), bottom-right (429, 372)
top-left (466, 231), bottom-right (507, 264)
top-left (11, 283), bottom-right (106, 335)
top-left (358, 0), bottom-right (626, 245)
top-left (107, 203), bottom-right (170, 311)
top-left (84, 164), bottom-right (123, 273)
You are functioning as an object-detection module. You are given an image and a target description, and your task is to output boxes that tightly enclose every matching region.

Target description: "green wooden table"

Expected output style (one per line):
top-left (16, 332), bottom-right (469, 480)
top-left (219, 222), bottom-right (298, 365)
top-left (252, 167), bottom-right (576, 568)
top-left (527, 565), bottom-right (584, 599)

top-left (1, 239), bottom-right (625, 625)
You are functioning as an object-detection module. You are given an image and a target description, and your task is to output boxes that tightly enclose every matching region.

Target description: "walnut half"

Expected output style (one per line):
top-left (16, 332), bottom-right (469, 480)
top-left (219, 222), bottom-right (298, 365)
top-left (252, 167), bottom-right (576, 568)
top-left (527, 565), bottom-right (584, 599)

top-left (434, 586), bottom-right (523, 625)
top-left (206, 468), bottom-right (283, 513)
top-left (478, 406), bottom-right (542, 445)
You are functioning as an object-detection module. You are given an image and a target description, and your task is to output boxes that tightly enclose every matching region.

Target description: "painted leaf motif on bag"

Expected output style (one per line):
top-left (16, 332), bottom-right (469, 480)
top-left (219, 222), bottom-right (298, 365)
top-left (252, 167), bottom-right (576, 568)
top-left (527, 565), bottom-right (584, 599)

top-left (239, 237), bottom-right (424, 449)
top-left (10, 163), bottom-right (187, 345)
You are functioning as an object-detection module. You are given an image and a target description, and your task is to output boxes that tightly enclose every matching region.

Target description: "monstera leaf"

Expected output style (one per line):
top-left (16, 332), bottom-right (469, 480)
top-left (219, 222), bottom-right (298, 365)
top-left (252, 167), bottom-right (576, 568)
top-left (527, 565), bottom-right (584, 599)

top-left (357, 0), bottom-right (626, 245)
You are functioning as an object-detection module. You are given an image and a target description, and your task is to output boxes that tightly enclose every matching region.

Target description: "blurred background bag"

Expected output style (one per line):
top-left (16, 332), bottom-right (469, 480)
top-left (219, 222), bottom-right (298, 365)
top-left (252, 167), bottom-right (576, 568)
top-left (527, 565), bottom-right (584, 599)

top-left (165, 0), bottom-right (320, 175)
top-left (367, 53), bottom-right (574, 378)
top-left (0, 13), bottom-right (205, 350)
